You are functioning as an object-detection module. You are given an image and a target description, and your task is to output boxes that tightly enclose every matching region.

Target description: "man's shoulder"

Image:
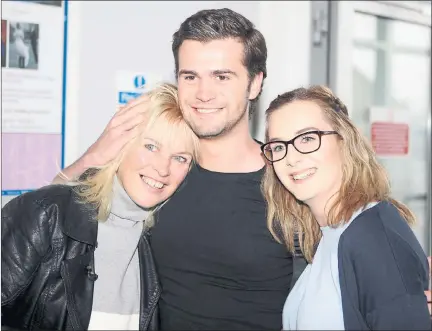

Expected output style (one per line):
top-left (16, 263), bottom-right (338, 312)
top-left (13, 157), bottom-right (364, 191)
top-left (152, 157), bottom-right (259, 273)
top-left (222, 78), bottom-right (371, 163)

top-left (159, 163), bottom-right (266, 210)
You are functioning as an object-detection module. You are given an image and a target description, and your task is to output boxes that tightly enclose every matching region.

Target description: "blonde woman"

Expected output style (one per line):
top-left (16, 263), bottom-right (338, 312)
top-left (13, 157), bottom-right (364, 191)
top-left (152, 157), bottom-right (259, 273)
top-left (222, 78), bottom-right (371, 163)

top-left (261, 85), bottom-right (430, 330)
top-left (1, 83), bottom-right (199, 330)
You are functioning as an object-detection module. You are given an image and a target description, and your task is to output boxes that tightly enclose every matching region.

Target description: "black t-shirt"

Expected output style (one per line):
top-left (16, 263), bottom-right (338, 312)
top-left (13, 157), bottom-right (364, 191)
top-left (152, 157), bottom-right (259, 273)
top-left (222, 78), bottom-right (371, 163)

top-left (150, 163), bottom-right (293, 330)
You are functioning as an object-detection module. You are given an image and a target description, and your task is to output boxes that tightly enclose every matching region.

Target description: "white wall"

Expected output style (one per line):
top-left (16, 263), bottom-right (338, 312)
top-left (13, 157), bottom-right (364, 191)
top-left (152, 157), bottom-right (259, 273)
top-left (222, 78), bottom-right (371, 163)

top-left (255, 1), bottom-right (311, 141)
top-left (63, 1), bottom-right (312, 166)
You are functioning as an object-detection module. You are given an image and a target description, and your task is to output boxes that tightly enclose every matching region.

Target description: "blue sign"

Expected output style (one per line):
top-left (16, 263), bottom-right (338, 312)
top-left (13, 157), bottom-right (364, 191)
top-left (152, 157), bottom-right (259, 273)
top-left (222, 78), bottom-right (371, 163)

top-left (2, 190), bottom-right (33, 196)
top-left (133, 75), bottom-right (146, 89)
top-left (118, 91), bottom-right (143, 105)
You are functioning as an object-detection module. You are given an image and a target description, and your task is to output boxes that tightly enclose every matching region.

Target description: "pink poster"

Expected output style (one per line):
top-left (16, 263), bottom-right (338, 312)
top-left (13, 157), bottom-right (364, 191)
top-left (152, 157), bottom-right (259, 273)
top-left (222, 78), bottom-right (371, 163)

top-left (2, 133), bottom-right (62, 194)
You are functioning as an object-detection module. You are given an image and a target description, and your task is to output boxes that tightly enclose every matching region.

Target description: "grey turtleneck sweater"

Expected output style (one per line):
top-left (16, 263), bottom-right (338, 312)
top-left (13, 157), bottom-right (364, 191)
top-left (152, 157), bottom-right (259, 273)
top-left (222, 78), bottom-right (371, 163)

top-left (88, 176), bottom-right (149, 330)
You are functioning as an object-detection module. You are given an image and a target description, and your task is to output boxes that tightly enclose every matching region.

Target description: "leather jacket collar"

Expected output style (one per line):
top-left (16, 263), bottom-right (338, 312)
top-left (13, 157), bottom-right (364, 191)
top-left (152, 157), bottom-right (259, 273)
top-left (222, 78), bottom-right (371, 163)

top-left (61, 191), bottom-right (98, 247)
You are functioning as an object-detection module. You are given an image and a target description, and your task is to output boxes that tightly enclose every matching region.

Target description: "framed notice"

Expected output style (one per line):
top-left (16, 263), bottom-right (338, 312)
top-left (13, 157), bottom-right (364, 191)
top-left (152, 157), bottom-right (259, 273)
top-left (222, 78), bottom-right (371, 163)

top-left (368, 106), bottom-right (411, 157)
top-left (1, 0), bottom-right (68, 196)
top-left (371, 122), bottom-right (409, 156)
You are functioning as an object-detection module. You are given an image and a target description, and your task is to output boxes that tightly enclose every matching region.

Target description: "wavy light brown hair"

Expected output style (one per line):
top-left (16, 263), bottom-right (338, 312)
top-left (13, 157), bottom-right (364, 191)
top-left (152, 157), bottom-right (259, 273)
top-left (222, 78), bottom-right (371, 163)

top-left (261, 85), bottom-right (415, 262)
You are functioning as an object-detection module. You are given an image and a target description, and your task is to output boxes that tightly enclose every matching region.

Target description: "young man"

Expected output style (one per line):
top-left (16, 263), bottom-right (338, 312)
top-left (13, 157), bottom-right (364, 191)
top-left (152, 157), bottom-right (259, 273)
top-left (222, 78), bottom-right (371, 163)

top-left (56, 8), bottom-right (293, 330)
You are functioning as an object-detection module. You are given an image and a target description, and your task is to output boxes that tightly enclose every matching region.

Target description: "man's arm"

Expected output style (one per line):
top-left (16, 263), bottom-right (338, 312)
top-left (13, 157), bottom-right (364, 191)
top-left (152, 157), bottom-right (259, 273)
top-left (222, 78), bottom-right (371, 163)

top-left (52, 96), bottom-right (150, 184)
top-left (52, 154), bottom-right (94, 184)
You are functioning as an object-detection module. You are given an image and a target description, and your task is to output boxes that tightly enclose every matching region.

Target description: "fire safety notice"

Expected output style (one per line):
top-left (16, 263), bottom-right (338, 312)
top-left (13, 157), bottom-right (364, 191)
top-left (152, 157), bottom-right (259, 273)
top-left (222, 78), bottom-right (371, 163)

top-left (371, 122), bottom-right (409, 156)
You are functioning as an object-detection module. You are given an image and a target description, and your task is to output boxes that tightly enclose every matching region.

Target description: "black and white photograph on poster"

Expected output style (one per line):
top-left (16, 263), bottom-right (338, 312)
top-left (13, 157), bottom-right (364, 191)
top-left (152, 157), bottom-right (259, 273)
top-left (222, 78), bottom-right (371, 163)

top-left (1, 20), bottom-right (7, 68)
top-left (19, 0), bottom-right (62, 7)
top-left (8, 21), bottom-right (39, 70)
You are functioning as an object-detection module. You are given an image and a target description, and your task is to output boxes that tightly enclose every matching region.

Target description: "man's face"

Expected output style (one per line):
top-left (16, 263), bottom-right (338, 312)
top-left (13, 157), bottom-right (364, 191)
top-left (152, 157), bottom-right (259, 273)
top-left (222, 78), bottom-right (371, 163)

top-left (176, 38), bottom-right (262, 138)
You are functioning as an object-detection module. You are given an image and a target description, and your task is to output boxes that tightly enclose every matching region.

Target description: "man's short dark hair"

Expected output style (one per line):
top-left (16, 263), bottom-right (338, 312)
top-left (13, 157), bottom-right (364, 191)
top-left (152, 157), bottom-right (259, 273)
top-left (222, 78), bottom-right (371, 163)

top-left (172, 8), bottom-right (267, 113)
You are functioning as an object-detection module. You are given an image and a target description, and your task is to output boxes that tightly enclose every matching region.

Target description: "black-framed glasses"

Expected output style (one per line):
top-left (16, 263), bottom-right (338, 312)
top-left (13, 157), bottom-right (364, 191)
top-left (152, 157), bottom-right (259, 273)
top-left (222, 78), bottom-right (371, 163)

top-left (261, 130), bottom-right (338, 162)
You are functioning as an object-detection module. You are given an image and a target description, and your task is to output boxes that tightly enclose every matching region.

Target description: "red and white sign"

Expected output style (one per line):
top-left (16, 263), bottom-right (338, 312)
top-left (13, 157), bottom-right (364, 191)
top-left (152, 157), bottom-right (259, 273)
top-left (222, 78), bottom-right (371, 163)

top-left (371, 122), bottom-right (409, 156)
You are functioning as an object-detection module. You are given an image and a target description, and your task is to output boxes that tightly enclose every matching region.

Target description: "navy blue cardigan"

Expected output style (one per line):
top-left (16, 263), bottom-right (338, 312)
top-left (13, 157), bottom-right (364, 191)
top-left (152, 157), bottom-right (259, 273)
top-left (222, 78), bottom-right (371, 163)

top-left (338, 201), bottom-right (431, 330)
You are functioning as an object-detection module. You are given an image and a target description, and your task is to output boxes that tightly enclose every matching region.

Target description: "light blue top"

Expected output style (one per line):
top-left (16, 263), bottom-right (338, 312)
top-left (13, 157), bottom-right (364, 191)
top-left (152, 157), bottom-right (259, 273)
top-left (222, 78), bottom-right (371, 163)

top-left (282, 202), bottom-right (379, 330)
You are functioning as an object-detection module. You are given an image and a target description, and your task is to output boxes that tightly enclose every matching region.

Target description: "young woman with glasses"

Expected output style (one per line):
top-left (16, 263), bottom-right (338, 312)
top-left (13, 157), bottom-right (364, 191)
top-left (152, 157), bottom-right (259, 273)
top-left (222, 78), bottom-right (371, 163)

top-left (260, 85), bottom-right (431, 330)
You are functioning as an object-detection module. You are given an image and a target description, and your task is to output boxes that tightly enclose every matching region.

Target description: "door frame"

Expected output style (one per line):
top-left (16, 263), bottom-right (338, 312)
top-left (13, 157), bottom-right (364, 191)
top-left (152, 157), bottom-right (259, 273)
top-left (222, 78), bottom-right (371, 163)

top-left (329, 1), bottom-right (431, 110)
top-left (328, 0), bottom-right (431, 255)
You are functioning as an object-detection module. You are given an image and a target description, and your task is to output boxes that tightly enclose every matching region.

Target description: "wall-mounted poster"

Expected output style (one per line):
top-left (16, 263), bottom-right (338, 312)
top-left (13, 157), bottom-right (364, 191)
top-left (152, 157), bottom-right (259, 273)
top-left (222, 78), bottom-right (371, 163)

top-left (1, 0), bottom-right (68, 197)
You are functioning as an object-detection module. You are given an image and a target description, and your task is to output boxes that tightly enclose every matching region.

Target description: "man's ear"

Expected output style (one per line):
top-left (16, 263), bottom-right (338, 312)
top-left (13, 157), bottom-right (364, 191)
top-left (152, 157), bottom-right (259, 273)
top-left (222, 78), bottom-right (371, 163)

top-left (248, 72), bottom-right (264, 100)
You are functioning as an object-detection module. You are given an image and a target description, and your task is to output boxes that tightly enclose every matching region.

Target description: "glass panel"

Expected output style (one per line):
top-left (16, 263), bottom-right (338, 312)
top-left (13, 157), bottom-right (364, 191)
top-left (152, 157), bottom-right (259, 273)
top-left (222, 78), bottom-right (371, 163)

top-left (389, 53), bottom-right (430, 112)
top-left (390, 19), bottom-right (431, 49)
top-left (352, 12), bottom-right (431, 251)
top-left (353, 12), bottom-right (378, 42)
top-left (352, 47), bottom-right (377, 137)
top-left (388, 52), bottom-right (430, 245)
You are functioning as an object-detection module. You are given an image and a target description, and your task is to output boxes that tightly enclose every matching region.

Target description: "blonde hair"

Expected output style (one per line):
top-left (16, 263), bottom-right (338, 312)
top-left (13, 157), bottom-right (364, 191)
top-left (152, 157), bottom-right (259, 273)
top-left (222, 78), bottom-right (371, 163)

top-left (261, 85), bottom-right (415, 262)
top-left (73, 83), bottom-right (199, 221)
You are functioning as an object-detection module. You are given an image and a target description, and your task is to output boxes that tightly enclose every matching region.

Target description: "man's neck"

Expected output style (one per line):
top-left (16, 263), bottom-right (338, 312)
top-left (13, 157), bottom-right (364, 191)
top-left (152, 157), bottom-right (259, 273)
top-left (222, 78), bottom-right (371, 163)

top-left (198, 121), bottom-right (265, 173)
